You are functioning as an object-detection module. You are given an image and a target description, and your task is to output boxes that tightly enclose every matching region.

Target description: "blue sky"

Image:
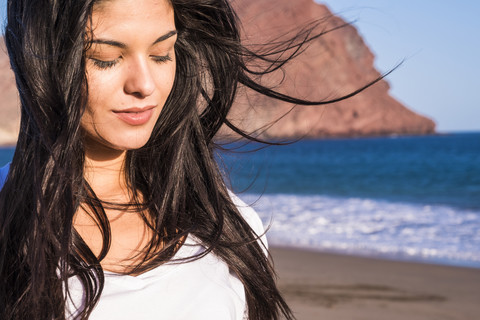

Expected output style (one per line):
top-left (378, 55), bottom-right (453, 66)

top-left (319, 0), bottom-right (480, 132)
top-left (1, 0), bottom-right (479, 132)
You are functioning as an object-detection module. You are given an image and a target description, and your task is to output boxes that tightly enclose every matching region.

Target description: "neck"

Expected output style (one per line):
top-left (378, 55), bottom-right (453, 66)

top-left (83, 140), bottom-right (129, 201)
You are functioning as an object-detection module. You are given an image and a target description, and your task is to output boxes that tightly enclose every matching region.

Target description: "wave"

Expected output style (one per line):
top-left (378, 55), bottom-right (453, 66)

top-left (237, 193), bottom-right (480, 268)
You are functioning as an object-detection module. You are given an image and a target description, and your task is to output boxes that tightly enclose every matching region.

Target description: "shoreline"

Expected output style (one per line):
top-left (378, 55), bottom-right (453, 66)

top-left (270, 246), bottom-right (480, 320)
top-left (269, 244), bottom-right (480, 270)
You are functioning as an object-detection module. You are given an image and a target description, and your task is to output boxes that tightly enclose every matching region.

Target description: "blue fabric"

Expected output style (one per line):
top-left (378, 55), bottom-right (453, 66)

top-left (0, 162), bottom-right (10, 189)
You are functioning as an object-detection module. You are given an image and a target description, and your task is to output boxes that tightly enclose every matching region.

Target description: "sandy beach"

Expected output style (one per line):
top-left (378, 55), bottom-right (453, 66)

top-left (270, 247), bottom-right (480, 320)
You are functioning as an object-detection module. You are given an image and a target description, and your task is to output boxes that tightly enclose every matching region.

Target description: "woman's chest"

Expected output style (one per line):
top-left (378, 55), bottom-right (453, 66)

top-left (66, 239), bottom-right (247, 320)
top-left (74, 208), bottom-right (154, 273)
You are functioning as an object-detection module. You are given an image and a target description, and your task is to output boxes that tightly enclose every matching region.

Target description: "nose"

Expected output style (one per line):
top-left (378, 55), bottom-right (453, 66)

top-left (123, 57), bottom-right (155, 98)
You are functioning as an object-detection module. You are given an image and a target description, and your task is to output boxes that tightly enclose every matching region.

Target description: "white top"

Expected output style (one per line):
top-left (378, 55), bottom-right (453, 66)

top-left (66, 192), bottom-right (267, 320)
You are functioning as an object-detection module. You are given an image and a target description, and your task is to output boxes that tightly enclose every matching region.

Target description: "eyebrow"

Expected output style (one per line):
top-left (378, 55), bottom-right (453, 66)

top-left (90, 30), bottom-right (178, 48)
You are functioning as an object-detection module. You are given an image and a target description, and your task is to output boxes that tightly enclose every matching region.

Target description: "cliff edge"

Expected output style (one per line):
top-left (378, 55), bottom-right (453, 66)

top-left (0, 0), bottom-right (435, 145)
top-left (227, 0), bottom-right (435, 138)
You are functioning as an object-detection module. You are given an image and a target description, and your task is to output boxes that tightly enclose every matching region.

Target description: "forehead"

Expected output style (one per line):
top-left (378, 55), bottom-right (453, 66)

top-left (90, 0), bottom-right (175, 36)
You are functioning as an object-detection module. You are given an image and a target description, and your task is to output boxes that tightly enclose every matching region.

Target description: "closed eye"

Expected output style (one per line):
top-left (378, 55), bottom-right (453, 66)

top-left (151, 53), bottom-right (172, 63)
top-left (90, 57), bottom-right (120, 70)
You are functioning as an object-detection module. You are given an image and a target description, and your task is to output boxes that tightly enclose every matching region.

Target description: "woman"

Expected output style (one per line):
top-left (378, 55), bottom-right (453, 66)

top-left (0, 0), bottom-right (382, 319)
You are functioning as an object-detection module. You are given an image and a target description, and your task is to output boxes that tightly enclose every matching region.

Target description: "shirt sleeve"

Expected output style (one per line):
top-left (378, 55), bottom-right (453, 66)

top-left (228, 190), bottom-right (268, 255)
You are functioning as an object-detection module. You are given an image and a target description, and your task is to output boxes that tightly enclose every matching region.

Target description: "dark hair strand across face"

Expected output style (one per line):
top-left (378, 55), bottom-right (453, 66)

top-left (1, 0), bottom-right (390, 319)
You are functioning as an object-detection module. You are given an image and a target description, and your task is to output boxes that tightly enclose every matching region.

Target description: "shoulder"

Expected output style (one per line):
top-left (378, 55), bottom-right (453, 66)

top-left (0, 162), bottom-right (10, 190)
top-left (227, 190), bottom-right (268, 252)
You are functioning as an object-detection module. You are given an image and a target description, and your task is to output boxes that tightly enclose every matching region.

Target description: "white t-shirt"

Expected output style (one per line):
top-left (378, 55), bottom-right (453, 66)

top-left (66, 192), bottom-right (267, 320)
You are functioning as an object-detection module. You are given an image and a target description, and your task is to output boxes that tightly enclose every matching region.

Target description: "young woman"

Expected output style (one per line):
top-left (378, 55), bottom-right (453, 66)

top-left (0, 0), bottom-right (382, 319)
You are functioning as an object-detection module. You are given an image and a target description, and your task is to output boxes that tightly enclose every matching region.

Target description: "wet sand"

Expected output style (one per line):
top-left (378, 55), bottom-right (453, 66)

top-left (270, 247), bottom-right (480, 320)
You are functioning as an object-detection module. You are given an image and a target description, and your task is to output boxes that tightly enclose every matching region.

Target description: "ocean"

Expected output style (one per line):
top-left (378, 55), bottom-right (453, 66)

top-left (1, 132), bottom-right (479, 268)
top-left (218, 132), bottom-right (480, 268)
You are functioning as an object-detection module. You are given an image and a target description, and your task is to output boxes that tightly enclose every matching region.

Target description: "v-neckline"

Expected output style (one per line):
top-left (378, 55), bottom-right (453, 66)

top-left (102, 234), bottom-right (204, 280)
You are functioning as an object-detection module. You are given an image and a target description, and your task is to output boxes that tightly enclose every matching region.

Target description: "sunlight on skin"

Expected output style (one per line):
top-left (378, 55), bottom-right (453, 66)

top-left (74, 0), bottom-right (177, 274)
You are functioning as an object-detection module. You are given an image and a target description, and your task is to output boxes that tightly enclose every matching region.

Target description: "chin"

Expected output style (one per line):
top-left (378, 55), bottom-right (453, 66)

top-left (83, 132), bottom-right (153, 155)
top-left (113, 137), bottom-right (152, 151)
top-left (82, 119), bottom-right (158, 154)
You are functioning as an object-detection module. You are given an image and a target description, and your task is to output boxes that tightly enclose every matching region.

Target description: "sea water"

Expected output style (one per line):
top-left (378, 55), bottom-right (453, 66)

top-left (1, 132), bottom-right (479, 268)
top-left (218, 132), bottom-right (480, 268)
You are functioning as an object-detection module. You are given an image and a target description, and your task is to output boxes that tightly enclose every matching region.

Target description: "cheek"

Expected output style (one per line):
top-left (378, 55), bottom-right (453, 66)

top-left (82, 69), bottom-right (118, 127)
top-left (80, 102), bottom-right (98, 140)
top-left (81, 75), bottom-right (110, 134)
top-left (160, 61), bottom-right (176, 96)
top-left (81, 91), bottom-right (101, 129)
top-left (86, 69), bottom-right (116, 104)
top-left (161, 50), bottom-right (177, 91)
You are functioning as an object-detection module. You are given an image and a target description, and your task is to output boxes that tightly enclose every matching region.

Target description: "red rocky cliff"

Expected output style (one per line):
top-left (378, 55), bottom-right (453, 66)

top-left (0, 0), bottom-right (435, 145)
top-left (0, 40), bottom-right (19, 146)
top-left (226, 0), bottom-right (435, 139)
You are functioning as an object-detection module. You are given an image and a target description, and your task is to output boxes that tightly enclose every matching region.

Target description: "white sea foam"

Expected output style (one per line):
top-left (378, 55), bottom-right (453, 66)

top-left (238, 193), bottom-right (480, 268)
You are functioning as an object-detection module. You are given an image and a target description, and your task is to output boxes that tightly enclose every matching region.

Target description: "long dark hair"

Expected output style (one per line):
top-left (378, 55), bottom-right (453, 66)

top-left (0, 0), bottom-right (385, 319)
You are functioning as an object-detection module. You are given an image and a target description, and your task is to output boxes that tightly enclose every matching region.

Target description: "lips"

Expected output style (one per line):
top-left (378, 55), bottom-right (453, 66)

top-left (113, 105), bottom-right (156, 126)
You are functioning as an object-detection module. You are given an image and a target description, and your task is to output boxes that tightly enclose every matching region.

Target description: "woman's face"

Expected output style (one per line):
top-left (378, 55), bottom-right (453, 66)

top-left (82, 0), bottom-right (177, 153)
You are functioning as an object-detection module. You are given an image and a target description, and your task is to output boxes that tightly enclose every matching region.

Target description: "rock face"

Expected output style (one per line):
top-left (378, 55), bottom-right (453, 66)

top-left (0, 40), bottom-right (20, 146)
top-left (227, 0), bottom-right (436, 138)
top-left (0, 0), bottom-right (435, 145)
